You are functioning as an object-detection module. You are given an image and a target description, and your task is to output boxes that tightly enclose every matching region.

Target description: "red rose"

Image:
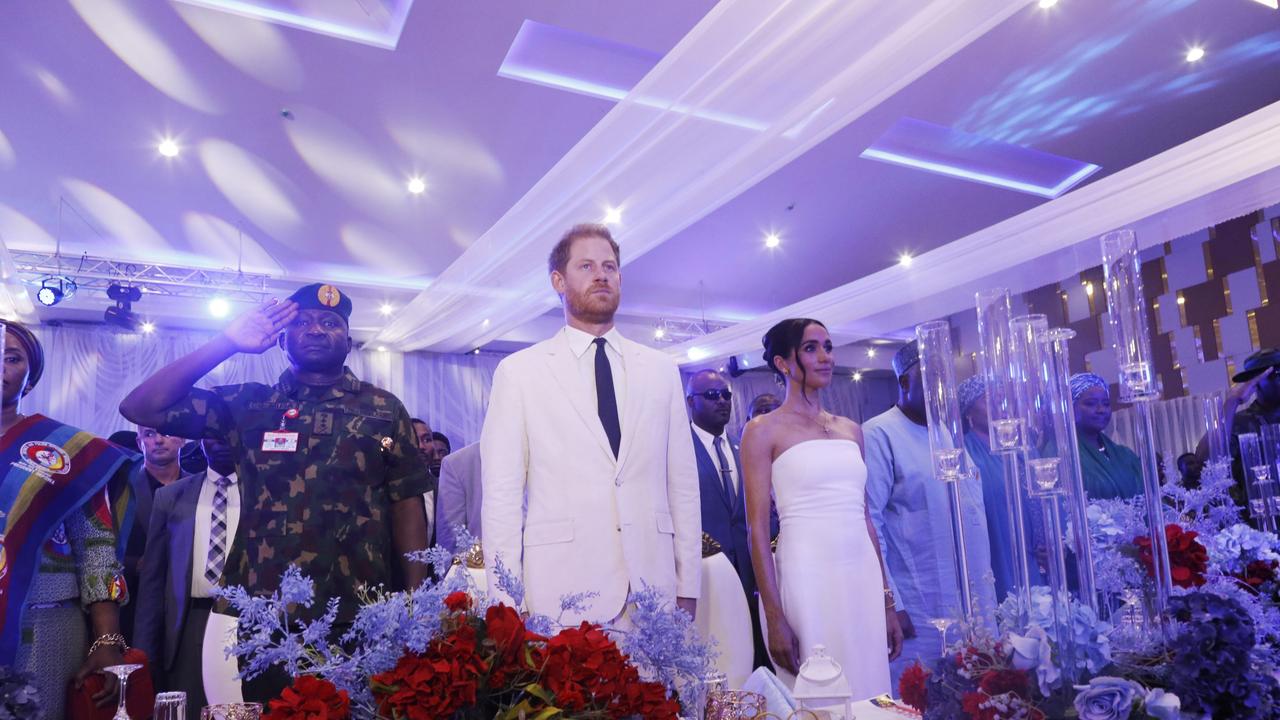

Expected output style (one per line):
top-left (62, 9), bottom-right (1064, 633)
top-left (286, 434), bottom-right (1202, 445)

top-left (1135, 524), bottom-right (1208, 588)
top-left (898, 661), bottom-right (930, 712)
top-left (264, 675), bottom-right (350, 720)
top-left (371, 625), bottom-right (487, 720)
top-left (444, 590), bottom-right (472, 612)
top-left (979, 669), bottom-right (1029, 700)
top-left (1237, 559), bottom-right (1278, 592)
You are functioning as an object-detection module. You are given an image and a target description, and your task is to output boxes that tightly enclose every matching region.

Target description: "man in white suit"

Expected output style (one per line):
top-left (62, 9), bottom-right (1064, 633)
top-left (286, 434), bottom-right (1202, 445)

top-left (481, 223), bottom-right (700, 624)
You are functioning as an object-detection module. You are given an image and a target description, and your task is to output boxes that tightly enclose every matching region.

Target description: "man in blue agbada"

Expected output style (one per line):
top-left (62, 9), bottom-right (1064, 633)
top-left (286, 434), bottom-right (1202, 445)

top-left (864, 342), bottom-right (996, 687)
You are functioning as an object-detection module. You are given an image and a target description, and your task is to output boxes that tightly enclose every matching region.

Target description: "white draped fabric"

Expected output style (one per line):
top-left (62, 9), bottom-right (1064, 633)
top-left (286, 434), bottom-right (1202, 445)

top-left (1110, 394), bottom-right (1207, 464)
top-left (23, 324), bottom-right (501, 447)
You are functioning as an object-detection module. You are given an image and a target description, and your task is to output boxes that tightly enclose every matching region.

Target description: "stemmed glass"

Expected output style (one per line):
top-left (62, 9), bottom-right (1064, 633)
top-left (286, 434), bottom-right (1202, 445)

top-left (928, 617), bottom-right (956, 655)
top-left (102, 663), bottom-right (143, 720)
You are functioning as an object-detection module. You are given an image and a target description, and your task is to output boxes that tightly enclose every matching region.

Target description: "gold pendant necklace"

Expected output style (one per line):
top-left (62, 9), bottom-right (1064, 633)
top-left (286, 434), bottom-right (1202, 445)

top-left (787, 410), bottom-right (832, 435)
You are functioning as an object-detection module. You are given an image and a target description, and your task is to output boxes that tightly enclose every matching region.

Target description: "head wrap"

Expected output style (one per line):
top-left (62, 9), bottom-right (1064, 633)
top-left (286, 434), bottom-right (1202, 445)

top-left (286, 283), bottom-right (352, 323)
top-left (5, 321), bottom-right (43, 394)
top-left (1070, 372), bottom-right (1108, 403)
top-left (892, 341), bottom-right (920, 377)
top-left (958, 375), bottom-right (986, 416)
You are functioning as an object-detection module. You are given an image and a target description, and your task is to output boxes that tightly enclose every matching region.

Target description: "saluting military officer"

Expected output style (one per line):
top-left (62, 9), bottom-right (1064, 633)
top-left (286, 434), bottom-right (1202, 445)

top-left (120, 283), bottom-right (431, 702)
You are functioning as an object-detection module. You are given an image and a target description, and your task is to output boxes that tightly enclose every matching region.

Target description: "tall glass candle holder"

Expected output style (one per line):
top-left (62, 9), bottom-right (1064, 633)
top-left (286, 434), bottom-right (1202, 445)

top-left (975, 288), bottom-right (1032, 618)
top-left (1203, 392), bottom-right (1229, 463)
top-left (1258, 424), bottom-right (1280, 528)
top-left (915, 321), bottom-right (974, 623)
top-left (1239, 432), bottom-right (1277, 533)
top-left (1100, 229), bottom-right (1173, 626)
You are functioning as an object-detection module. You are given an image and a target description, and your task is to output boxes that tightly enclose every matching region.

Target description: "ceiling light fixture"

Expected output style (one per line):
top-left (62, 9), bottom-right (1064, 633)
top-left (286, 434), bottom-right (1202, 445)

top-left (603, 206), bottom-right (623, 225)
top-left (36, 275), bottom-right (77, 306)
top-left (1037, 0), bottom-right (1059, 8)
top-left (141, 321), bottom-right (156, 334)
top-left (104, 283), bottom-right (143, 332)
top-left (852, 371), bottom-right (863, 381)
top-left (1185, 46), bottom-right (1205, 63)
top-left (898, 252), bottom-right (914, 268)
top-left (379, 303), bottom-right (394, 316)
top-left (158, 138), bottom-right (180, 158)
top-left (209, 297), bottom-right (231, 318)
top-left (866, 347), bottom-right (877, 358)
top-left (377, 345), bottom-right (388, 352)
top-left (654, 326), bottom-right (666, 340)
top-left (764, 233), bottom-right (781, 249)
top-left (407, 176), bottom-right (426, 195)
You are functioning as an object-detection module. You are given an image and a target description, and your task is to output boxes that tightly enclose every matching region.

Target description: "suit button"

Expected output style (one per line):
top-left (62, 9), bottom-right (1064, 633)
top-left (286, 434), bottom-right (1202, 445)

top-left (616, 526), bottom-right (622, 532)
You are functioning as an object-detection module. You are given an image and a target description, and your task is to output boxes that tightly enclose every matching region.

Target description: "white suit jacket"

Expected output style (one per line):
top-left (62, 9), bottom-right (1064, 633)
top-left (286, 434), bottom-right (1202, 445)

top-left (481, 328), bottom-right (701, 623)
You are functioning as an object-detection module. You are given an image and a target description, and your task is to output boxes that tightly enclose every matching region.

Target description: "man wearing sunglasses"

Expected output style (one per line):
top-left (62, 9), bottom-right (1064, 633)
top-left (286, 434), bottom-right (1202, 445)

top-left (687, 370), bottom-right (776, 669)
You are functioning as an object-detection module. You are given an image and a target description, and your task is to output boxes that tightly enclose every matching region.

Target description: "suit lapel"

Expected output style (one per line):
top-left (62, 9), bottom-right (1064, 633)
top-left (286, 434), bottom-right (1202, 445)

top-left (614, 338), bottom-right (645, 475)
top-left (543, 333), bottom-right (615, 462)
top-left (691, 428), bottom-right (733, 513)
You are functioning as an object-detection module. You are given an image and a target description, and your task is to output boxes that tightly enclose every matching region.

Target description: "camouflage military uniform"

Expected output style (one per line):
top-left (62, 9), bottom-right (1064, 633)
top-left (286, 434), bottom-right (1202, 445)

top-left (158, 367), bottom-right (430, 621)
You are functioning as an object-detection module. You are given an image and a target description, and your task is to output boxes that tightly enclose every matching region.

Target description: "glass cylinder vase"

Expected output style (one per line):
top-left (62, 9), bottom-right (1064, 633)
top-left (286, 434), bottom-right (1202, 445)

top-left (915, 321), bottom-right (974, 623)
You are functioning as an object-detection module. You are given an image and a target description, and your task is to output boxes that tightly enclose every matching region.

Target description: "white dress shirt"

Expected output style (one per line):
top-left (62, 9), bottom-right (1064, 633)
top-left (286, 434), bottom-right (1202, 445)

top-left (691, 422), bottom-right (738, 493)
top-left (191, 471), bottom-right (241, 598)
top-left (562, 325), bottom-right (627, 425)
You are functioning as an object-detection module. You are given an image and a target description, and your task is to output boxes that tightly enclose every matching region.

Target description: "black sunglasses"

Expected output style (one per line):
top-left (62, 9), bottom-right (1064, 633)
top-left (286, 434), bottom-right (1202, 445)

top-left (689, 389), bottom-right (733, 402)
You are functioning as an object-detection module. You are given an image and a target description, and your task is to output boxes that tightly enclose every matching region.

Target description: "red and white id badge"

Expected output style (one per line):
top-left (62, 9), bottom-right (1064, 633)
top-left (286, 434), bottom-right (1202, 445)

top-left (262, 431), bottom-right (300, 453)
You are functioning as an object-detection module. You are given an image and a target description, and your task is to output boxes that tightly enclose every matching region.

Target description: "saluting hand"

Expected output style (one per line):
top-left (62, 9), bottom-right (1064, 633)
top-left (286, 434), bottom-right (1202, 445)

top-left (222, 299), bottom-right (299, 354)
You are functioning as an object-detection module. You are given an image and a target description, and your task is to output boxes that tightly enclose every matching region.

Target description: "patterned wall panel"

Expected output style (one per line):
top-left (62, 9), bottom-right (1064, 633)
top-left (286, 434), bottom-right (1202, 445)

top-left (940, 204), bottom-right (1279, 406)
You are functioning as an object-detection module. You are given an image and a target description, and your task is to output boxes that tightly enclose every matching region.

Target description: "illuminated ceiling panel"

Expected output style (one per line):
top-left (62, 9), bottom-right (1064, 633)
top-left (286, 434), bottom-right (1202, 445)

top-left (172, 0), bottom-right (415, 49)
top-left (860, 117), bottom-right (1100, 198)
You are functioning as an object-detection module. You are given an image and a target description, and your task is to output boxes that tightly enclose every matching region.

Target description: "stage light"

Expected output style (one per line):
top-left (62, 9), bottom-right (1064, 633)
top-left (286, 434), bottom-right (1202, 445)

top-left (36, 276), bottom-right (76, 306)
top-left (764, 233), bottom-right (781, 249)
top-left (104, 283), bottom-right (143, 331)
top-left (866, 347), bottom-right (877, 358)
top-left (158, 138), bottom-right (180, 158)
top-left (654, 326), bottom-right (666, 340)
top-left (852, 371), bottom-right (863, 381)
top-left (1186, 46), bottom-right (1205, 63)
top-left (898, 252), bottom-right (914, 268)
top-left (209, 297), bottom-right (231, 318)
top-left (141, 322), bottom-right (156, 334)
top-left (407, 176), bottom-right (426, 194)
top-left (379, 303), bottom-right (394, 316)
top-left (603, 206), bottom-right (622, 225)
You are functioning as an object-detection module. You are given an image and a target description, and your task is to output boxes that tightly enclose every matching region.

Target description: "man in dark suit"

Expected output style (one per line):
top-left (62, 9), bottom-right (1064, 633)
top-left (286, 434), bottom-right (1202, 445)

top-left (119, 426), bottom-right (186, 642)
top-left (687, 369), bottom-right (777, 669)
top-left (135, 437), bottom-right (240, 709)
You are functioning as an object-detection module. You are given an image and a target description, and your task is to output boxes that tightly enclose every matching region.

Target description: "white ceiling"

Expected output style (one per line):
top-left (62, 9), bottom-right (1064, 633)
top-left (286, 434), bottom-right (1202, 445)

top-left (0, 0), bottom-right (1277, 358)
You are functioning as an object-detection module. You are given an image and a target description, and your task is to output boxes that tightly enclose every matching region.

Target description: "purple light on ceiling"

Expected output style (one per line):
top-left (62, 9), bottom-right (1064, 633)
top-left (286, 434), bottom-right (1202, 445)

top-left (174, 0), bottom-right (416, 50)
top-left (860, 117), bottom-right (1100, 198)
top-left (498, 19), bottom-right (661, 102)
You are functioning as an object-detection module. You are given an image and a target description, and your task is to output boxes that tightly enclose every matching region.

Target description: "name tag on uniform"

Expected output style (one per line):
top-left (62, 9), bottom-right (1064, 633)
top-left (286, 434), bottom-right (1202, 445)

top-left (261, 431), bottom-right (300, 453)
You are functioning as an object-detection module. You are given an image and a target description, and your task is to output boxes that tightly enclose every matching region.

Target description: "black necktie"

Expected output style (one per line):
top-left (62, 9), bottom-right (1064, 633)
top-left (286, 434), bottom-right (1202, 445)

top-left (594, 338), bottom-right (621, 457)
top-left (713, 435), bottom-right (736, 509)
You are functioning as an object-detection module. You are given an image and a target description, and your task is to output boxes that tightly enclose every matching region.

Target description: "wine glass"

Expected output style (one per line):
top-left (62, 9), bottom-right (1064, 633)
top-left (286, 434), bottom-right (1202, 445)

top-left (928, 617), bottom-right (956, 655)
top-left (154, 691), bottom-right (187, 720)
top-left (101, 663), bottom-right (143, 720)
top-left (200, 702), bottom-right (262, 720)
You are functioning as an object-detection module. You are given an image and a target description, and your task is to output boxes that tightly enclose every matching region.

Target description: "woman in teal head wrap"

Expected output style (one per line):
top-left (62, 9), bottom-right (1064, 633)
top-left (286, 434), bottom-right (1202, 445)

top-left (1071, 373), bottom-right (1143, 500)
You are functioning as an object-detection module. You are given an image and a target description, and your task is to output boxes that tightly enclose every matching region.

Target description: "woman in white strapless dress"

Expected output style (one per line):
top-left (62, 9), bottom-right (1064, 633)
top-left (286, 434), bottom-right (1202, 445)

top-left (741, 319), bottom-right (902, 700)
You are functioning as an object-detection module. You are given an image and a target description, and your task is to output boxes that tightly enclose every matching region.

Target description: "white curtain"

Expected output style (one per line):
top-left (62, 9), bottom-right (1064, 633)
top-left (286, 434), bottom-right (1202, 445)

top-left (23, 324), bottom-right (501, 448)
top-left (1109, 394), bottom-right (1207, 462)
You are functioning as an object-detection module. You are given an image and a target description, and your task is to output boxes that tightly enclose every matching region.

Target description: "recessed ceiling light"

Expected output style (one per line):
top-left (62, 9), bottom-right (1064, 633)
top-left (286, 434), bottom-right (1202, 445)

top-left (1185, 46), bottom-right (1205, 63)
top-left (158, 138), bottom-right (180, 158)
top-left (852, 371), bottom-right (863, 381)
top-left (407, 176), bottom-right (426, 194)
top-left (898, 252), bottom-right (914, 268)
top-left (866, 347), bottom-right (877, 358)
top-left (1037, 0), bottom-right (1059, 8)
top-left (141, 321), bottom-right (156, 334)
top-left (209, 297), bottom-right (230, 318)
top-left (379, 303), bottom-right (394, 316)
top-left (603, 206), bottom-right (623, 225)
top-left (654, 326), bottom-right (665, 340)
top-left (764, 233), bottom-right (781, 249)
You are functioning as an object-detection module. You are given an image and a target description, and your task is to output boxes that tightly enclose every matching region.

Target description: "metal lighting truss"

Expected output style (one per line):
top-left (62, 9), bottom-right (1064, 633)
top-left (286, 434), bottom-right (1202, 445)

top-left (11, 251), bottom-right (277, 302)
top-left (652, 316), bottom-right (731, 344)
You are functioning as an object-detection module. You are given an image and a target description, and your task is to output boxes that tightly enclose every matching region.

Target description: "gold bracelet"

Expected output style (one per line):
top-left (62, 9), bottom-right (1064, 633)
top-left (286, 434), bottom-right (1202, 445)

top-left (87, 633), bottom-right (127, 657)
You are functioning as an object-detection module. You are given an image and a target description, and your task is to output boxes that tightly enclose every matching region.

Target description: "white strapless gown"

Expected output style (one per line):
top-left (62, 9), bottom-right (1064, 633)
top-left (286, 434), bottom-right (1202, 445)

top-left (768, 439), bottom-right (890, 700)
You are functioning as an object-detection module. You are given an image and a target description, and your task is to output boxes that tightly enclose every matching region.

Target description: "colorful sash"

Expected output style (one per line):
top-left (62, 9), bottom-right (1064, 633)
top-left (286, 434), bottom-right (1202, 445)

top-left (0, 414), bottom-right (132, 664)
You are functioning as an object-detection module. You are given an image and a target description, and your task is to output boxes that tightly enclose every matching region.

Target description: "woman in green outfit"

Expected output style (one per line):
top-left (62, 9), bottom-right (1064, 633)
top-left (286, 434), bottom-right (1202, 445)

top-left (1071, 373), bottom-right (1143, 500)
